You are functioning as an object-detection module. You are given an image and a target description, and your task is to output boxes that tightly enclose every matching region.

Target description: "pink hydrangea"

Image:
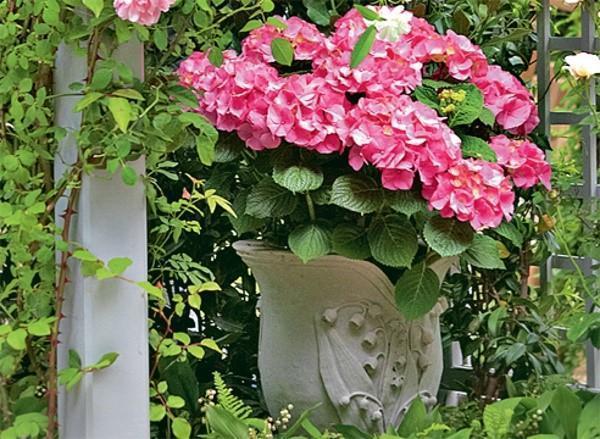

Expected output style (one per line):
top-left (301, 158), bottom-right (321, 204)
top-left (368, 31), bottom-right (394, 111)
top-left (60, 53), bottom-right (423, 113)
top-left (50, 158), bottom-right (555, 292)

top-left (243, 17), bottom-right (327, 63)
top-left (472, 66), bottom-right (539, 135)
top-left (177, 53), bottom-right (282, 150)
top-left (113, 0), bottom-right (175, 25)
top-left (422, 159), bottom-right (515, 230)
top-left (176, 6), bottom-right (551, 231)
top-left (489, 135), bottom-right (551, 189)
top-left (267, 74), bottom-right (349, 154)
top-left (341, 96), bottom-right (462, 190)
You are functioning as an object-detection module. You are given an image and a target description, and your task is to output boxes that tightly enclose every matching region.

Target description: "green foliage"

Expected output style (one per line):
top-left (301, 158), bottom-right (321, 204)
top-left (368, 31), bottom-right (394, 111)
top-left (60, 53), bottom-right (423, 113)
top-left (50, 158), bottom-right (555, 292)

top-left (395, 263), bottom-right (440, 320)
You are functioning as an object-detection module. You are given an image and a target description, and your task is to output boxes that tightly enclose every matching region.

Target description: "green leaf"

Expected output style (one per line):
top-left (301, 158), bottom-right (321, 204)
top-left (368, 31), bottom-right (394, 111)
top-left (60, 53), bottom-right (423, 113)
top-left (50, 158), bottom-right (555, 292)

top-left (423, 217), bottom-right (474, 257)
top-left (288, 223), bottom-right (331, 263)
top-left (367, 214), bottom-right (418, 268)
top-left (112, 89), bottom-right (144, 101)
top-left (266, 17), bottom-right (287, 30)
top-left (92, 352), bottom-right (119, 369)
top-left (330, 175), bottom-right (383, 214)
top-left (83, 0), bottom-right (104, 18)
top-left (208, 47), bottom-right (224, 67)
top-left (387, 191), bottom-right (428, 217)
top-left (448, 84), bottom-right (484, 127)
top-left (273, 165), bottom-right (323, 193)
top-left (395, 263), bottom-right (440, 320)
top-left (331, 224), bottom-right (371, 260)
top-left (303, 0), bottom-right (331, 26)
top-left (240, 19), bottom-right (263, 32)
top-left (90, 68), bottom-right (112, 90)
top-left (245, 179), bottom-right (298, 219)
top-left (74, 92), bottom-right (103, 112)
top-left (106, 97), bottom-right (132, 133)
top-left (7, 329), bottom-right (27, 351)
top-left (479, 107), bottom-right (495, 126)
top-left (354, 5), bottom-right (379, 21)
top-left (172, 417), bottom-right (192, 439)
top-left (578, 395), bottom-right (600, 439)
top-left (187, 345), bottom-right (205, 360)
top-left (503, 342), bottom-right (526, 365)
top-left (413, 86), bottom-right (440, 110)
top-left (397, 398), bottom-right (429, 436)
top-left (205, 406), bottom-right (249, 439)
top-left (107, 257), bottom-right (132, 276)
top-left (179, 113), bottom-right (218, 166)
top-left (350, 25), bottom-right (376, 68)
top-left (551, 387), bottom-right (581, 439)
top-left (27, 320), bottom-right (52, 337)
top-left (72, 249), bottom-right (98, 261)
top-left (200, 338), bottom-right (221, 353)
top-left (271, 38), bottom-right (294, 66)
top-left (167, 395), bottom-right (185, 409)
top-left (460, 135), bottom-right (497, 162)
top-left (121, 165), bottom-right (138, 186)
top-left (137, 281), bottom-right (165, 300)
top-left (149, 403), bottom-right (166, 422)
top-left (153, 28), bottom-right (168, 50)
top-left (494, 222), bottom-right (523, 247)
top-left (464, 235), bottom-right (505, 269)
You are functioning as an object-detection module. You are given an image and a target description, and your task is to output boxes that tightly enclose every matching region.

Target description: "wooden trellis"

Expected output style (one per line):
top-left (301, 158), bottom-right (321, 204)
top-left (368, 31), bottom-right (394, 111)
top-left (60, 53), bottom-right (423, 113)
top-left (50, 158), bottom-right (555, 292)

top-left (537, 0), bottom-right (600, 389)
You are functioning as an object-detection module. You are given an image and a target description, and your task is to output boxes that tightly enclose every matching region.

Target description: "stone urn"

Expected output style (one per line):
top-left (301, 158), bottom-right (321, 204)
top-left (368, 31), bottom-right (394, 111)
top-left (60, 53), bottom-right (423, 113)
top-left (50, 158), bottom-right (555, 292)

top-left (233, 240), bottom-right (455, 433)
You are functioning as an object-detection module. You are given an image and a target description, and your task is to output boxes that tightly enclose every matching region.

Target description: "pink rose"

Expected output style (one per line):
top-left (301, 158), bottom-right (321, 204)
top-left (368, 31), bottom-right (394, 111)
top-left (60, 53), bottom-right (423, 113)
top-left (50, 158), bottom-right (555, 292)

top-left (114, 0), bottom-right (175, 25)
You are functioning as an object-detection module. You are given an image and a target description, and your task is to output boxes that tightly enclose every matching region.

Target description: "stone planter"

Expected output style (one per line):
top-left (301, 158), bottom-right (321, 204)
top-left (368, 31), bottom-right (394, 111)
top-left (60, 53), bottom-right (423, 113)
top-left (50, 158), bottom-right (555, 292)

top-left (233, 240), bottom-right (456, 433)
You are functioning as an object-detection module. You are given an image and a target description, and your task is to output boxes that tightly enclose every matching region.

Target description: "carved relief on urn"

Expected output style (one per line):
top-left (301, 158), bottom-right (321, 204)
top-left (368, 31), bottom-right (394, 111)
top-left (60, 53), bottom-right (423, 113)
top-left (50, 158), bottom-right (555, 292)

top-left (233, 240), bottom-right (455, 433)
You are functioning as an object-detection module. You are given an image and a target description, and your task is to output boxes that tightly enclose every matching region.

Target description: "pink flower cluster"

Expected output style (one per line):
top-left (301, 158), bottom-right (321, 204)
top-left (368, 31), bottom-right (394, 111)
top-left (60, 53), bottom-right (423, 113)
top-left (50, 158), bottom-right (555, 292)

top-left (423, 159), bottom-right (515, 230)
top-left (489, 135), bottom-right (551, 189)
top-left (113, 0), bottom-right (175, 26)
top-left (177, 7), bottom-right (550, 230)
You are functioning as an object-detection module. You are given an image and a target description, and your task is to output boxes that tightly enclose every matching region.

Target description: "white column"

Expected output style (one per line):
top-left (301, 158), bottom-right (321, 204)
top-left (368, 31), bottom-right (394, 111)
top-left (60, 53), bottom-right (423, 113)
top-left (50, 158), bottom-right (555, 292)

top-left (54, 40), bottom-right (150, 438)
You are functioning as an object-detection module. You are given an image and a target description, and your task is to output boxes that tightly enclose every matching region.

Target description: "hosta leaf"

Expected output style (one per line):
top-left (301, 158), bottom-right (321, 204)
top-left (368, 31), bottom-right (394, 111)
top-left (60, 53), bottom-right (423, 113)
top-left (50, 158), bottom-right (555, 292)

top-left (288, 223), bottom-right (331, 263)
top-left (271, 38), bottom-right (294, 66)
top-left (395, 263), bottom-right (440, 320)
top-left (330, 175), bottom-right (383, 214)
top-left (464, 235), bottom-right (505, 269)
top-left (245, 179), bottom-right (298, 219)
top-left (350, 25), bottom-right (376, 68)
top-left (423, 217), bottom-right (474, 257)
top-left (460, 135), bottom-right (497, 162)
top-left (273, 165), bottom-right (323, 193)
top-left (367, 214), bottom-right (417, 267)
top-left (331, 224), bottom-right (371, 260)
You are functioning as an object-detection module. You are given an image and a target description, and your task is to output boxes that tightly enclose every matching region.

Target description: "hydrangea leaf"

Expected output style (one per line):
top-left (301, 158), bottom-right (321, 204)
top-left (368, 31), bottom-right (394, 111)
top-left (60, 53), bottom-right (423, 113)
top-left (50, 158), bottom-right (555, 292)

top-left (288, 223), bottom-right (331, 263)
top-left (332, 223), bottom-right (371, 260)
top-left (424, 217), bottom-right (474, 257)
top-left (395, 263), bottom-right (440, 320)
top-left (368, 214), bottom-right (417, 267)
top-left (330, 175), bottom-right (384, 214)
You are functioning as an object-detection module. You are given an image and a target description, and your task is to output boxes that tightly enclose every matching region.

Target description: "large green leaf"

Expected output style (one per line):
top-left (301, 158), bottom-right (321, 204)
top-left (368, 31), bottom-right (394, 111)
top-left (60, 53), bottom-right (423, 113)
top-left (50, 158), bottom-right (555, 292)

top-left (460, 135), bottom-right (497, 162)
top-left (386, 190), bottom-right (428, 217)
top-left (106, 97), bottom-right (132, 133)
top-left (578, 395), bottom-right (600, 439)
top-left (330, 175), bottom-right (384, 214)
top-left (395, 263), bottom-right (440, 320)
top-left (205, 406), bottom-right (249, 439)
top-left (245, 179), bottom-right (298, 219)
top-left (273, 165), bottom-right (323, 193)
top-left (350, 25), bottom-right (376, 68)
top-left (288, 223), bottom-right (331, 263)
top-left (550, 386), bottom-right (581, 439)
top-left (494, 222), bottom-right (523, 247)
top-left (423, 217), bottom-right (474, 257)
top-left (331, 224), bottom-right (370, 260)
top-left (464, 235), bottom-right (505, 269)
top-left (413, 86), bottom-right (440, 110)
top-left (367, 214), bottom-right (417, 268)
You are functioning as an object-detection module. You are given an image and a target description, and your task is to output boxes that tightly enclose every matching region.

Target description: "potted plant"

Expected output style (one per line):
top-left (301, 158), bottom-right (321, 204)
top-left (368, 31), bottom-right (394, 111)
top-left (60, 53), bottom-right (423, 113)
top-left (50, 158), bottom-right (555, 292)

top-left (177, 5), bottom-right (551, 433)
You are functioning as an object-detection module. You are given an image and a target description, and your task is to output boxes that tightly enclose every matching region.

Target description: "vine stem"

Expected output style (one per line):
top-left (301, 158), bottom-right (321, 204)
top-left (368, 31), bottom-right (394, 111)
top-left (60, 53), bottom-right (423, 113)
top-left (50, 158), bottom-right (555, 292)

top-left (46, 173), bottom-right (81, 439)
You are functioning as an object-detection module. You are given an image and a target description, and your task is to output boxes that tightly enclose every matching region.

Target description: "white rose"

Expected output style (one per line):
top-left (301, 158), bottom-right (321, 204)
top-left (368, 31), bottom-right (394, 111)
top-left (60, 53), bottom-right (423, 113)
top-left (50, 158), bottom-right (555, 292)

top-left (564, 52), bottom-right (600, 80)
top-left (367, 6), bottom-right (412, 42)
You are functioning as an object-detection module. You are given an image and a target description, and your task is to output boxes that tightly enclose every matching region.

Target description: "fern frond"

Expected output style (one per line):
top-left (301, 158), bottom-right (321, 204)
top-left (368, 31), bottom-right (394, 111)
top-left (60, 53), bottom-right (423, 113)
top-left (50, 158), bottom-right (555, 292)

top-left (212, 371), bottom-right (253, 420)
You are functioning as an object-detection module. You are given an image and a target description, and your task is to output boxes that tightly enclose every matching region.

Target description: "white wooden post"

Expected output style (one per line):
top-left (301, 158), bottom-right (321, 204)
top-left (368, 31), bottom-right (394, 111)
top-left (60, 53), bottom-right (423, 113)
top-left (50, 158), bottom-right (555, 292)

top-left (54, 40), bottom-right (150, 438)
